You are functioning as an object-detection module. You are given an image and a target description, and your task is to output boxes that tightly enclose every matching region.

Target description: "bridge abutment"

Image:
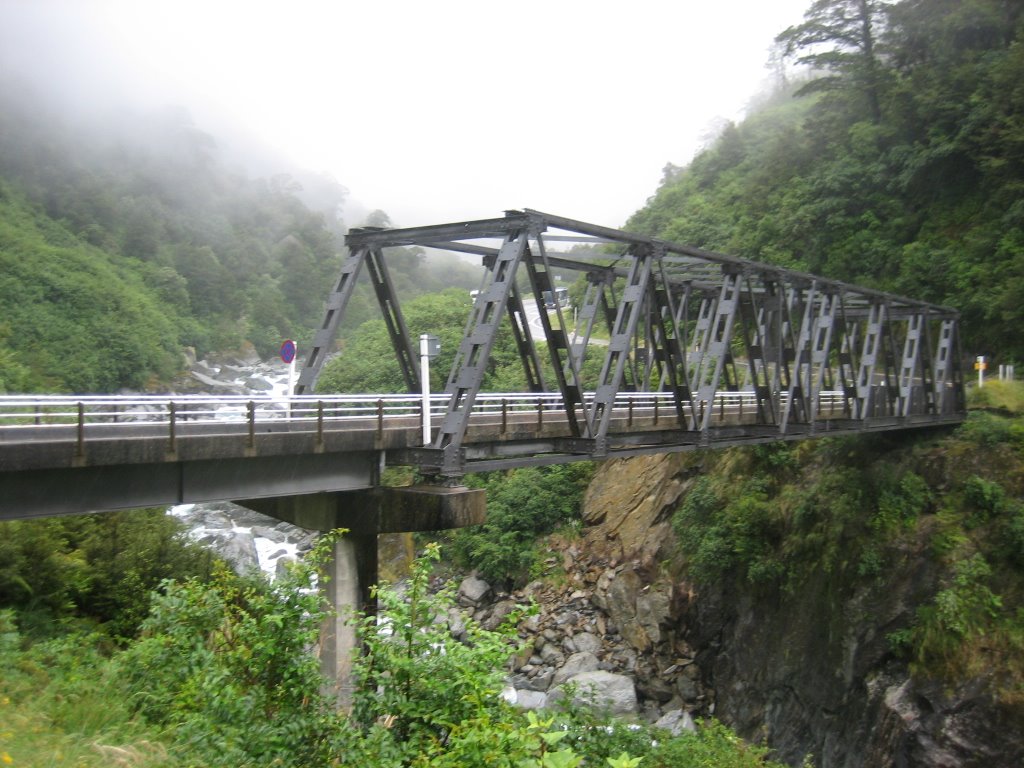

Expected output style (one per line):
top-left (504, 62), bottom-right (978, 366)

top-left (239, 484), bottom-right (485, 708)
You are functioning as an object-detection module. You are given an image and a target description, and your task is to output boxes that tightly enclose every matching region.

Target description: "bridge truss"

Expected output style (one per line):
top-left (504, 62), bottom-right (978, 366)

top-left (298, 209), bottom-right (965, 476)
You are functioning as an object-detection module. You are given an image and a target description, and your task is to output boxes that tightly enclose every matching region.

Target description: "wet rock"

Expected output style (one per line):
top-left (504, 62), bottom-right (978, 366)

top-left (552, 651), bottom-right (601, 688)
top-left (482, 598), bottom-right (519, 630)
top-left (513, 689), bottom-right (548, 710)
top-left (553, 671), bottom-right (638, 716)
top-left (568, 631), bottom-right (603, 655)
top-left (457, 574), bottom-right (491, 607)
top-left (218, 530), bottom-right (259, 573)
top-left (654, 709), bottom-right (697, 736)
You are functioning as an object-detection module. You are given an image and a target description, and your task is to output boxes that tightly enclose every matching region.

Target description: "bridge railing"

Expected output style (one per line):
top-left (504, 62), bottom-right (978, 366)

top-left (0, 390), bottom-right (853, 436)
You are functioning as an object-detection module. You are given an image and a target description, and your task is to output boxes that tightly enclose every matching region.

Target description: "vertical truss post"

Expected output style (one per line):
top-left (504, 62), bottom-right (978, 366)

top-left (737, 273), bottom-right (779, 426)
top-left (524, 233), bottom-right (592, 437)
top-left (932, 317), bottom-right (964, 415)
top-left (591, 246), bottom-right (655, 450)
top-left (835, 294), bottom-right (859, 417)
top-left (897, 310), bottom-right (927, 417)
top-left (569, 271), bottom-right (614, 376)
top-left (295, 245), bottom-right (371, 394)
top-left (433, 225), bottom-right (530, 473)
top-left (692, 269), bottom-right (742, 436)
top-left (808, 292), bottom-right (840, 427)
top-left (855, 301), bottom-right (888, 419)
top-left (687, 291), bottom-right (717, 395)
top-left (917, 315), bottom-right (937, 415)
top-left (505, 282), bottom-right (547, 393)
top-left (645, 257), bottom-right (696, 429)
top-left (881, 307), bottom-right (902, 417)
top-left (779, 281), bottom-right (815, 433)
top-left (365, 248), bottom-right (419, 393)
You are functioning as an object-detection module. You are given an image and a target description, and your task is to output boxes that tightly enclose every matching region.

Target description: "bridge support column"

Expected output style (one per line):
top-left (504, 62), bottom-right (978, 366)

top-left (239, 484), bottom-right (485, 708)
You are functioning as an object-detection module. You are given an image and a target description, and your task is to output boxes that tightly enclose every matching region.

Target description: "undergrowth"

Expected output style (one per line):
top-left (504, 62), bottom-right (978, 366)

top-left (670, 388), bottom-right (1024, 705)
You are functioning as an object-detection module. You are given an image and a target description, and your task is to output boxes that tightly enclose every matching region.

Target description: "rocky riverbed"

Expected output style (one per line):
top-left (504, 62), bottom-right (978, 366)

top-left (451, 538), bottom-right (705, 734)
top-left (164, 347), bottom-right (321, 576)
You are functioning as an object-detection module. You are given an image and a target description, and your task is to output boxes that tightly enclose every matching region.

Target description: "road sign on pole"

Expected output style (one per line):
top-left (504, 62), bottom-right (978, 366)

top-left (280, 339), bottom-right (297, 364)
top-left (281, 340), bottom-right (298, 410)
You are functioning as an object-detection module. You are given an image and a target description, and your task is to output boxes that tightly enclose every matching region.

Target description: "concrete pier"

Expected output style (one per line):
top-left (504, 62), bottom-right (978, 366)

top-left (240, 484), bottom-right (485, 706)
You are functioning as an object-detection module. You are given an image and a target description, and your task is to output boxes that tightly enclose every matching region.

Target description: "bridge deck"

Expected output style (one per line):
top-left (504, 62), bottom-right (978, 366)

top-left (0, 391), bottom-right (960, 519)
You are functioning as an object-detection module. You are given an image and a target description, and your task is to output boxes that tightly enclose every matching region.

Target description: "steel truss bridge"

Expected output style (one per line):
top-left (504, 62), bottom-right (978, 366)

top-left (298, 208), bottom-right (965, 475)
top-left (0, 209), bottom-right (965, 518)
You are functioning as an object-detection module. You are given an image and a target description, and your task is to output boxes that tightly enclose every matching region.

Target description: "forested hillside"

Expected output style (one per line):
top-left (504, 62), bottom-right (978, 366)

top-left (0, 77), bottom-right (479, 393)
top-left (630, 0), bottom-right (1023, 361)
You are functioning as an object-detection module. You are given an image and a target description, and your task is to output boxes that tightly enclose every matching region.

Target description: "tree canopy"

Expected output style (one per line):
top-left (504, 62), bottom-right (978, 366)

top-left (631, 0), bottom-right (1024, 363)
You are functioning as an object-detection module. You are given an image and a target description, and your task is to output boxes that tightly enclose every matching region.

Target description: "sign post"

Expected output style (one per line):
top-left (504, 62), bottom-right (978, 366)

top-left (281, 339), bottom-right (297, 417)
top-left (420, 334), bottom-right (440, 445)
top-left (975, 355), bottom-right (986, 388)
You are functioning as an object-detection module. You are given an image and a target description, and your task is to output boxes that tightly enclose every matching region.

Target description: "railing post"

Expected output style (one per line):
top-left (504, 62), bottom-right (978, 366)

top-left (501, 399), bottom-right (508, 435)
top-left (247, 401), bottom-right (255, 450)
top-left (168, 401), bottom-right (177, 454)
top-left (317, 400), bottom-right (324, 448)
top-left (378, 399), bottom-right (385, 439)
top-left (76, 402), bottom-right (85, 459)
top-left (720, 395), bottom-right (725, 420)
top-left (653, 396), bottom-right (659, 426)
top-left (537, 398), bottom-right (543, 430)
top-left (628, 396), bottom-right (634, 427)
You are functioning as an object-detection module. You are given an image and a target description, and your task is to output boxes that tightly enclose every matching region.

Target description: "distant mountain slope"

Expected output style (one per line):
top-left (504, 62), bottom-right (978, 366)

top-left (0, 78), bottom-right (480, 393)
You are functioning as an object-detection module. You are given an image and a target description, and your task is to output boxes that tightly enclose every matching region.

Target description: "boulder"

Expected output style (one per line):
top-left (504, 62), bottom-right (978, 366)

top-left (457, 574), bottom-right (491, 607)
top-left (554, 671), bottom-right (638, 716)
top-left (654, 709), bottom-right (697, 736)
top-left (513, 689), bottom-right (548, 710)
top-left (551, 651), bottom-right (601, 688)
top-left (569, 631), bottom-right (603, 655)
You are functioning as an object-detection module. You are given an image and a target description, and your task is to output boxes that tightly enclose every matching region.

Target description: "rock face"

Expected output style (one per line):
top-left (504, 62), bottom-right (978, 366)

top-left (574, 453), bottom-right (1024, 767)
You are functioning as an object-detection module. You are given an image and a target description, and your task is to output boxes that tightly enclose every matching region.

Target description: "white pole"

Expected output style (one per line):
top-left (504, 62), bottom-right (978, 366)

top-left (978, 355), bottom-right (985, 389)
top-left (288, 355), bottom-right (297, 417)
top-left (420, 334), bottom-right (431, 445)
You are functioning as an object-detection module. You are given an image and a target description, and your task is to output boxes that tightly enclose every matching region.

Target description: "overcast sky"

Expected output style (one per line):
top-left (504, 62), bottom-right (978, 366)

top-left (1, 0), bottom-right (811, 228)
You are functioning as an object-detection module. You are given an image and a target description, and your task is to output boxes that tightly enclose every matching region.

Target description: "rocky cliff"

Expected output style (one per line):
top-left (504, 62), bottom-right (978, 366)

top-left (574, 449), bottom-right (1024, 767)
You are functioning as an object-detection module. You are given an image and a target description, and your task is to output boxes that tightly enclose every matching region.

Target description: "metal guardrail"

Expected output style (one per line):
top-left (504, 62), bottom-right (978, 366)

top-left (0, 390), bottom-right (851, 438)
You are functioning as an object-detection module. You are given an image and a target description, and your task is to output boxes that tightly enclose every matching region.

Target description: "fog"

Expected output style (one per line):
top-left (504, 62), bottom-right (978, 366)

top-left (0, 0), bottom-right (810, 229)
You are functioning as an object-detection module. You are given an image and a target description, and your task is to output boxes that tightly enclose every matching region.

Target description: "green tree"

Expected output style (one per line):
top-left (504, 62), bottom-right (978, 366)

top-left (776, 0), bottom-right (889, 122)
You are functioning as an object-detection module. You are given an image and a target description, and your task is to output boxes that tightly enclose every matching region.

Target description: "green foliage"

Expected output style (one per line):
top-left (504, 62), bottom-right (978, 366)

top-left (0, 190), bottom-right (184, 391)
top-left (0, 610), bottom-right (173, 767)
top-left (629, 0), bottom-right (1024, 362)
top-left (672, 470), bottom-right (787, 586)
top-left (0, 510), bottom-right (216, 640)
top-left (352, 542), bottom-right (522, 748)
top-left (451, 463), bottom-right (596, 585)
top-left (646, 719), bottom-right (787, 767)
top-left (117, 532), bottom-right (348, 767)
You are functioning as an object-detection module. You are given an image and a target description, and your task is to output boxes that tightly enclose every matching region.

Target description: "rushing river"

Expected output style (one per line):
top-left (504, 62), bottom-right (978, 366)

top-left (166, 353), bottom-right (318, 576)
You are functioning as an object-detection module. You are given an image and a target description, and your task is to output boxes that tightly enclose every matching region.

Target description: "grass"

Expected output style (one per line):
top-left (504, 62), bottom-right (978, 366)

top-left (0, 614), bottom-right (173, 768)
top-left (967, 378), bottom-right (1024, 414)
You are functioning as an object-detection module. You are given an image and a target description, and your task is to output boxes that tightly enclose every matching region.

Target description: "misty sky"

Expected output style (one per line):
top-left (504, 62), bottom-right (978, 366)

top-left (1, 0), bottom-right (811, 229)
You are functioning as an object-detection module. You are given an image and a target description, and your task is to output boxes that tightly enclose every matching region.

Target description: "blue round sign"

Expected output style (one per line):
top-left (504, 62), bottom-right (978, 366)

top-left (280, 339), bottom-right (296, 364)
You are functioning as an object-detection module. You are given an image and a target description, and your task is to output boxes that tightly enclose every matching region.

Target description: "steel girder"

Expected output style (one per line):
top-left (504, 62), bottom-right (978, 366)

top-left (302, 210), bottom-right (966, 476)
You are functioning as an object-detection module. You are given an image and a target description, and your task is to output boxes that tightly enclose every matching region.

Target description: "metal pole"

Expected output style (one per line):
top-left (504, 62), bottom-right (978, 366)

top-left (420, 334), bottom-right (431, 446)
top-left (288, 353), bottom-right (297, 418)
